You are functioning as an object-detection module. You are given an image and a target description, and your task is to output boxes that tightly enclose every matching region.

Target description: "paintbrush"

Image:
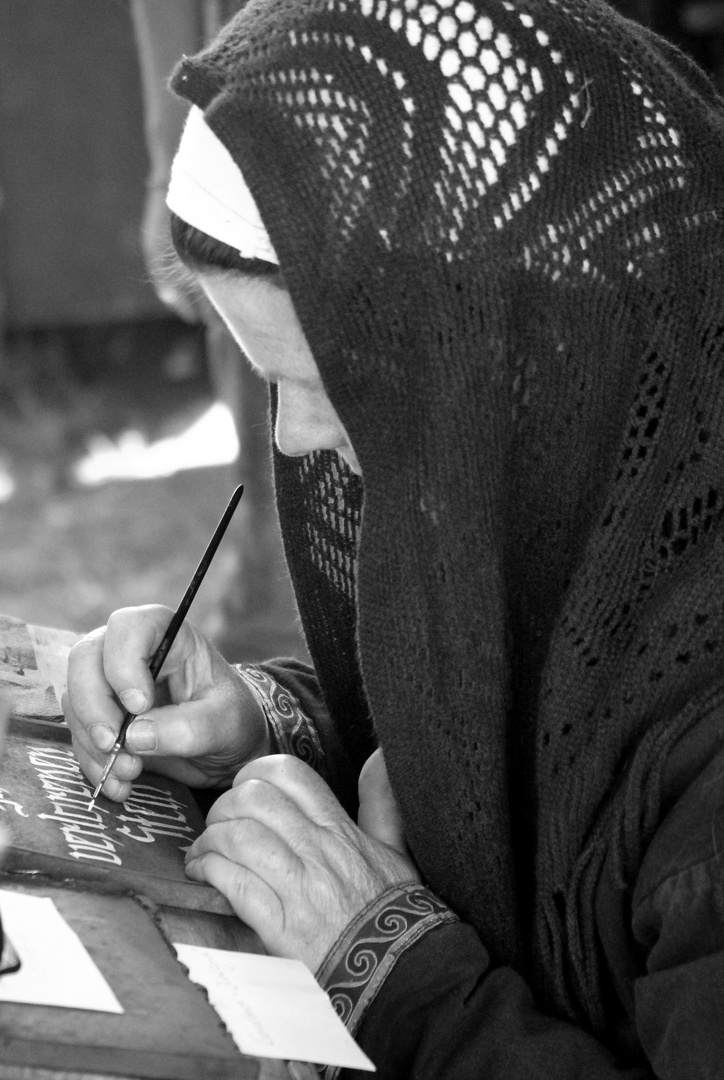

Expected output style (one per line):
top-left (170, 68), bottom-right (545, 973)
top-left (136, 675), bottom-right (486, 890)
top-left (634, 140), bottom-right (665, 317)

top-left (88, 484), bottom-right (244, 811)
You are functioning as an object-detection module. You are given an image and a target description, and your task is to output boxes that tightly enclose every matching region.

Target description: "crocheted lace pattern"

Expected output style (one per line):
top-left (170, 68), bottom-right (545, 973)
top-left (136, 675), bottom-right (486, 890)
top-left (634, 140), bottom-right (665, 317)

top-left (177, 0), bottom-right (724, 1029)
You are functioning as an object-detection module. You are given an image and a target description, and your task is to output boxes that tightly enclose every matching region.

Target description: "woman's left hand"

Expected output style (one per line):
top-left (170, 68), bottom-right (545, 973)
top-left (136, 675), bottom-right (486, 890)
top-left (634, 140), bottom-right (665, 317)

top-left (185, 754), bottom-right (420, 971)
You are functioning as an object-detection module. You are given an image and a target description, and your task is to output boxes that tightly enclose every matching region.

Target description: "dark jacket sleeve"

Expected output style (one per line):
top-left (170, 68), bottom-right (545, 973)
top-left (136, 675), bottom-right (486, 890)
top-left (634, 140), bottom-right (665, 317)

top-left (350, 923), bottom-right (651, 1079)
top-left (251, 657), bottom-right (724, 1075)
top-left (629, 740), bottom-right (724, 1077)
top-left (327, 733), bottom-right (724, 1079)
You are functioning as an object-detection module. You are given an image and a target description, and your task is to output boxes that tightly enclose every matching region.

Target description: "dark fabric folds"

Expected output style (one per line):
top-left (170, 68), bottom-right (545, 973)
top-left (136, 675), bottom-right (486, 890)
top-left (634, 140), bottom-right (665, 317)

top-left (171, 0), bottom-right (724, 1038)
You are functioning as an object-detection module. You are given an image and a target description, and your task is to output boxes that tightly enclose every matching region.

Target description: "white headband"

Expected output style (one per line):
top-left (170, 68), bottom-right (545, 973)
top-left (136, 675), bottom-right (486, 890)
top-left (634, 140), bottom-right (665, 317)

top-left (166, 105), bottom-right (279, 266)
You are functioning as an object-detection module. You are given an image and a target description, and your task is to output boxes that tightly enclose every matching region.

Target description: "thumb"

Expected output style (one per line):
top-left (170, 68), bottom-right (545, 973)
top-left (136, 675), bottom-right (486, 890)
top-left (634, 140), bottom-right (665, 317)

top-left (357, 749), bottom-right (407, 855)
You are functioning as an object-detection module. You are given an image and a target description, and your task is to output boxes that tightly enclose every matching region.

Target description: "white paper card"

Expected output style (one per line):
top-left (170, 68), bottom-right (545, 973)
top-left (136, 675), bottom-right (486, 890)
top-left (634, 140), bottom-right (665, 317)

top-left (27, 622), bottom-right (79, 708)
top-left (174, 944), bottom-right (375, 1071)
top-left (0, 890), bottom-right (124, 1013)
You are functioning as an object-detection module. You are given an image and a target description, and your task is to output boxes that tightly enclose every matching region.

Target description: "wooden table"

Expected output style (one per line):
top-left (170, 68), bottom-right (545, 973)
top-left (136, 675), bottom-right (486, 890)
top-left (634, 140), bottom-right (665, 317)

top-left (0, 881), bottom-right (319, 1080)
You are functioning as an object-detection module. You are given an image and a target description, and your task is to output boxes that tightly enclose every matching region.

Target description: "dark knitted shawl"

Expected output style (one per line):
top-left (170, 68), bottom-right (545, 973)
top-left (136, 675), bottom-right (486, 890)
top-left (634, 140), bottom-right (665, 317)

top-left (172, 0), bottom-right (724, 1032)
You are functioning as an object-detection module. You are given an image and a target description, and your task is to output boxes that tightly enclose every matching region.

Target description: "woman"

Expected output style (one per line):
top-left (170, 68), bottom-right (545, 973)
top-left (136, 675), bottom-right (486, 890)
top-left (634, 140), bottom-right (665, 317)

top-left (65, 0), bottom-right (724, 1075)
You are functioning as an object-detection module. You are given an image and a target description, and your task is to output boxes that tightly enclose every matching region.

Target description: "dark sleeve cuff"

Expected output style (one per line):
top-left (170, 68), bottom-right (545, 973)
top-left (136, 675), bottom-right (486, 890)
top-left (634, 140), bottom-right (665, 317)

top-left (234, 663), bottom-right (327, 774)
top-left (255, 657), bottom-right (364, 818)
top-left (315, 884), bottom-right (458, 1079)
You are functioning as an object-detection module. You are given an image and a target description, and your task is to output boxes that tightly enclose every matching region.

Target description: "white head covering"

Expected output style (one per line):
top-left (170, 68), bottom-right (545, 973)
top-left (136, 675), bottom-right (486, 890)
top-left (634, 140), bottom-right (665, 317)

top-left (166, 105), bottom-right (279, 265)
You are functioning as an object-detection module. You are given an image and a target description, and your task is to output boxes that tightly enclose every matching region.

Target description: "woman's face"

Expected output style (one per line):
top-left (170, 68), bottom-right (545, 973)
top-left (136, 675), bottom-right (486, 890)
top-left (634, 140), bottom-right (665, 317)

top-left (200, 271), bottom-right (361, 476)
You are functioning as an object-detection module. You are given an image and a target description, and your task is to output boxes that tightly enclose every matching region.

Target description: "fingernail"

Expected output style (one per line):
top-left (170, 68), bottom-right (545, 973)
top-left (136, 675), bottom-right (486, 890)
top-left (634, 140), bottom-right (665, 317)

top-left (90, 724), bottom-right (115, 752)
top-left (120, 688), bottom-right (149, 715)
top-left (126, 718), bottom-right (156, 752)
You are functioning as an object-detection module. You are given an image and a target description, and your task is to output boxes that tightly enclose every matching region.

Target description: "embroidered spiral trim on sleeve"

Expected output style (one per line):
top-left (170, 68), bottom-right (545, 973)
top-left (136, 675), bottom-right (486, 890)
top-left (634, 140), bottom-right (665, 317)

top-left (315, 884), bottom-right (457, 1079)
top-left (234, 664), bottom-right (325, 771)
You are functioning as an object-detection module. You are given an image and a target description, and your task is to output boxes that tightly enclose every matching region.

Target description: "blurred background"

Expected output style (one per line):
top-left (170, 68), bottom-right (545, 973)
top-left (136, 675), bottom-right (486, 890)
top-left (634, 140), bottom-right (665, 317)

top-left (0, 0), bottom-right (722, 662)
top-left (0, 0), bottom-right (305, 662)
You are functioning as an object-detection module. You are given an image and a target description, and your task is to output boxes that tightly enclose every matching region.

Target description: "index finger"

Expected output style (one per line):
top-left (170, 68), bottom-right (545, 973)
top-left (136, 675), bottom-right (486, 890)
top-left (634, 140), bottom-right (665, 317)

top-left (63, 626), bottom-right (140, 779)
top-left (65, 605), bottom-right (178, 745)
top-left (102, 604), bottom-right (180, 711)
top-left (65, 626), bottom-right (125, 739)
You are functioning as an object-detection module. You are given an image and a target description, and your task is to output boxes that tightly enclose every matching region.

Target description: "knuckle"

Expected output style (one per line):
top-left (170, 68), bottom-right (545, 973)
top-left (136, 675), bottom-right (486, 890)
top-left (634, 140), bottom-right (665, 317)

top-left (239, 777), bottom-right (268, 806)
top-left (113, 752), bottom-right (142, 782)
top-left (107, 604), bottom-right (162, 641)
top-left (108, 605), bottom-right (142, 623)
top-left (68, 630), bottom-right (102, 665)
top-left (106, 607), bottom-right (142, 646)
top-left (103, 774), bottom-right (130, 802)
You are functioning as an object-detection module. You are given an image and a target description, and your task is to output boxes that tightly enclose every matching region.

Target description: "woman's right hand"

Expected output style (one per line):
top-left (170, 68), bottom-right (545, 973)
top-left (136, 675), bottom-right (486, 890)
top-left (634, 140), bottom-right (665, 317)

top-left (62, 604), bottom-right (271, 802)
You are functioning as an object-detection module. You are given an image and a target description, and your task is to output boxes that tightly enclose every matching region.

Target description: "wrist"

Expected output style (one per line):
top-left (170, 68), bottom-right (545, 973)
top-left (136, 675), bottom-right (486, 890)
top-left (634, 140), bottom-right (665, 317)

top-left (231, 665), bottom-right (274, 760)
top-left (314, 884), bottom-right (457, 1080)
top-left (232, 664), bottom-right (325, 770)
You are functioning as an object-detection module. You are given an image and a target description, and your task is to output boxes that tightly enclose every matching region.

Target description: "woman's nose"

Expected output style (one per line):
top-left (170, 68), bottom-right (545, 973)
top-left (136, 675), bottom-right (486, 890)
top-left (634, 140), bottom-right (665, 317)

top-left (274, 382), bottom-right (345, 459)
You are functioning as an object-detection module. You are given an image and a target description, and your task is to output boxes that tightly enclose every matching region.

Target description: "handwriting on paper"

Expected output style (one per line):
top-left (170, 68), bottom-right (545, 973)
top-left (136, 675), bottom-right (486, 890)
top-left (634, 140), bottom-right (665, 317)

top-left (174, 944), bottom-right (375, 1071)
